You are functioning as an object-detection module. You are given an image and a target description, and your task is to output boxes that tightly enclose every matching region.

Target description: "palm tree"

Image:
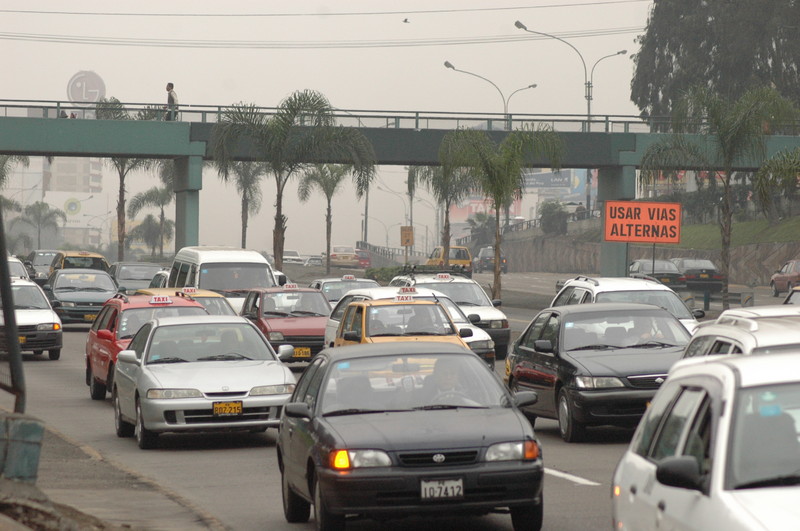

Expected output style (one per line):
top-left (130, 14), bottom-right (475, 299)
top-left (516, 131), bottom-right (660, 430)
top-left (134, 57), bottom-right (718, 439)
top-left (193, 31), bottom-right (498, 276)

top-left (466, 212), bottom-right (495, 248)
top-left (0, 155), bottom-right (29, 190)
top-left (212, 161), bottom-right (267, 248)
top-left (442, 126), bottom-right (564, 298)
top-left (128, 214), bottom-right (173, 258)
top-left (127, 186), bottom-right (174, 259)
top-left (95, 97), bottom-right (155, 261)
top-left (15, 201), bottom-right (67, 249)
top-left (210, 90), bottom-right (376, 270)
top-left (640, 86), bottom-right (797, 309)
top-left (298, 164), bottom-right (351, 274)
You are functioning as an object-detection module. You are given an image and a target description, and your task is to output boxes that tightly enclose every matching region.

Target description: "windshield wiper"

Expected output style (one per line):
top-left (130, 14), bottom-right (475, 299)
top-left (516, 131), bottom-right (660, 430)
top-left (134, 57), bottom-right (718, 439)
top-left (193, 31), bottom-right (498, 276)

top-left (54, 286), bottom-right (78, 291)
top-left (735, 474), bottom-right (800, 489)
top-left (263, 310), bottom-right (290, 317)
top-left (197, 353), bottom-right (252, 361)
top-left (149, 357), bottom-right (188, 364)
top-left (414, 404), bottom-right (488, 410)
top-left (404, 331), bottom-right (442, 336)
top-left (290, 310), bottom-right (325, 316)
top-left (456, 301), bottom-right (479, 306)
top-left (370, 332), bottom-right (403, 337)
top-left (80, 287), bottom-right (110, 292)
top-left (628, 341), bottom-right (678, 348)
top-left (323, 408), bottom-right (397, 417)
top-left (569, 344), bottom-right (617, 351)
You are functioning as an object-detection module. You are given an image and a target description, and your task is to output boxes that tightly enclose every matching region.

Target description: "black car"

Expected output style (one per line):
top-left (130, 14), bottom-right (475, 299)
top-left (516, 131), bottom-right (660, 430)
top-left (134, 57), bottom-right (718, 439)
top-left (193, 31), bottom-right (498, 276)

top-left (108, 262), bottom-right (166, 294)
top-left (670, 257), bottom-right (725, 293)
top-left (473, 246), bottom-right (508, 274)
top-left (628, 259), bottom-right (687, 289)
top-left (43, 268), bottom-right (118, 324)
top-left (23, 249), bottom-right (59, 285)
top-left (277, 342), bottom-right (543, 531)
top-left (506, 303), bottom-right (690, 442)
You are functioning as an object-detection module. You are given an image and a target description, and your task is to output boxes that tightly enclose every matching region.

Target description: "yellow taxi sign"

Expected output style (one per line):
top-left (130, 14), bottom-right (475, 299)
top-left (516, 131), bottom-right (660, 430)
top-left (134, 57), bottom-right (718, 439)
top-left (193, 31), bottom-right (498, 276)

top-left (149, 295), bottom-right (173, 305)
top-left (341, 274), bottom-right (356, 280)
top-left (284, 283), bottom-right (299, 290)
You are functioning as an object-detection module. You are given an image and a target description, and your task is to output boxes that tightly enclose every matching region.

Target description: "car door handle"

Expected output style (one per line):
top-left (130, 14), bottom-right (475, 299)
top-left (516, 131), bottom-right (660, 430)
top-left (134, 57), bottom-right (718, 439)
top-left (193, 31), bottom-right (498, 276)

top-left (657, 501), bottom-right (666, 512)
top-left (629, 485), bottom-right (637, 495)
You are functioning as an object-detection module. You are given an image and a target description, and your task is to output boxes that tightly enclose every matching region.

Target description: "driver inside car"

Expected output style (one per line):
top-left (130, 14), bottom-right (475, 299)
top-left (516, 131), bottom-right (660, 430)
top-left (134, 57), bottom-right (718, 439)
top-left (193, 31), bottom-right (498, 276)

top-left (422, 357), bottom-right (469, 403)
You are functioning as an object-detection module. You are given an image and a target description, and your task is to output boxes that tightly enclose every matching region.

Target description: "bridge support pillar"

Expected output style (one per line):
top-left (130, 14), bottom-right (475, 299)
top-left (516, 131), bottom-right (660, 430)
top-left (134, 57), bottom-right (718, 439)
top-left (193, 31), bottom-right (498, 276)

top-left (173, 155), bottom-right (203, 249)
top-left (597, 165), bottom-right (636, 277)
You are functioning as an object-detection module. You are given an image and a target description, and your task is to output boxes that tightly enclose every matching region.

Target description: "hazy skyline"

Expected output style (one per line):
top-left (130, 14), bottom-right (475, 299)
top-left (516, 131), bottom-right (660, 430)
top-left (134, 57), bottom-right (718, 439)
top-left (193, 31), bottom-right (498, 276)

top-left (3, 0), bottom-right (652, 255)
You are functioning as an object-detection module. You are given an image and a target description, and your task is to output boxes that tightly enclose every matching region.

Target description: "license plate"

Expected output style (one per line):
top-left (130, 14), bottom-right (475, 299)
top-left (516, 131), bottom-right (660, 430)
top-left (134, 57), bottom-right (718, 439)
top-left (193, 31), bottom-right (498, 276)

top-left (660, 278), bottom-right (670, 283)
top-left (700, 273), bottom-right (709, 278)
top-left (84, 314), bottom-right (97, 321)
top-left (294, 347), bottom-right (311, 358)
top-left (213, 401), bottom-right (243, 416)
top-left (18, 336), bottom-right (26, 344)
top-left (420, 478), bottom-right (463, 500)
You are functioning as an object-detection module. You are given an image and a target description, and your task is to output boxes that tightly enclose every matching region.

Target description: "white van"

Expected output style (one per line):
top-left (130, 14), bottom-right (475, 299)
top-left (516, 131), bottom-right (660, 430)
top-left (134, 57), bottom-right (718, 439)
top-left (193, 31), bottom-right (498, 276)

top-left (167, 246), bottom-right (282, 312)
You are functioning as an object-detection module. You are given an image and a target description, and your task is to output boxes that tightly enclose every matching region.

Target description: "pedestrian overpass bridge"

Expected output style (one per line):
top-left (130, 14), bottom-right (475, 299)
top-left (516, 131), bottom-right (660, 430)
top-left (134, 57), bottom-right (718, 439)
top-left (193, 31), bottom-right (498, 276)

top-left (3, 99), bottom-right (800, 275)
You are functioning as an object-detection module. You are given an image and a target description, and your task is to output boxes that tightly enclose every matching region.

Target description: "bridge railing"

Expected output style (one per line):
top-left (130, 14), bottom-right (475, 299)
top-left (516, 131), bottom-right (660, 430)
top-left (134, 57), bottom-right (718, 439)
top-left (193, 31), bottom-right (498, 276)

top-left (0, 98), bottom-right (656, 134)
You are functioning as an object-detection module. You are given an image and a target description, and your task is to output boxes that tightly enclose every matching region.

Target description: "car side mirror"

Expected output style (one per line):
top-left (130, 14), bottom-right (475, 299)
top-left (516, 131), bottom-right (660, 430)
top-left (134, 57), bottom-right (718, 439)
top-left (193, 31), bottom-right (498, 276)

top-left (692, 309), bottom-right (705, 319)
top-left (97, 329), bottom-right (114, 341)
top-left (656, 456), bottom-right (703, 491)
top-left (276, 344), bottom-right (294, 361)
top-left (491, 299), bottom-right (502, 307)
top-left (458, 328), bottom-right (473, 338)
top-left (467, 313), bottom-right (480, 324)
top-left (343, 330), bottom-right (360, 342)
top-left (533, 339), bottom-right (553, 353)
top-left (284, 402), bottom-right (311, 419)
top-left (117, 350), bottom-right (140, 365)
top-left (277, 273), bottom-right (287, 286)
top-left (514, 391), bottom-right (538, 408)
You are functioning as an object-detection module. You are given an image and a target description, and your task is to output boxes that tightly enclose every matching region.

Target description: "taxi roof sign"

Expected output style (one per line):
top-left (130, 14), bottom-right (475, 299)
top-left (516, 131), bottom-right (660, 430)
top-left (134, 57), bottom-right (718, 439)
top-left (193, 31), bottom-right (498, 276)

top-left (181, 287), bottom-right (197, 294)
top-left (284, 283), bottom-right (299, 290)
top-left (399, 286), bottom-right (417, 294)
top-left (393, 294), bottom-right (415, 302)
top-left (341, 274), bottom-right (356, 280)
top-left (435, 273), bottom-right (452, 280)
top-left (149, 295), bottom-right (173, 305)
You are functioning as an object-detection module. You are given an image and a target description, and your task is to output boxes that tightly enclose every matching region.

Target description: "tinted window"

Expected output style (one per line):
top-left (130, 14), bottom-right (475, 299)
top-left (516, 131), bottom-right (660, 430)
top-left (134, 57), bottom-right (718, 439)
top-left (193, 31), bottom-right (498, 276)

top-left (633, 382), bottom-right (682, 456)
top-left (198, 263), bottom-right (274, 290)
top-left (683, 335), bottom-right (715, 358)
top-left (651, 388), bottom-right (706, 461)
top-left (595, 290), bottom-right (693, 320)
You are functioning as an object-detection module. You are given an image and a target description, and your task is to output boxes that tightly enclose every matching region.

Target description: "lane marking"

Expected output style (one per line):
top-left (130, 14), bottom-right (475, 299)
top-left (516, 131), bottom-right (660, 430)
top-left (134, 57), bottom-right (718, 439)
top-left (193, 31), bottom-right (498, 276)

top-left (545, 467), bottom-right (602, 486)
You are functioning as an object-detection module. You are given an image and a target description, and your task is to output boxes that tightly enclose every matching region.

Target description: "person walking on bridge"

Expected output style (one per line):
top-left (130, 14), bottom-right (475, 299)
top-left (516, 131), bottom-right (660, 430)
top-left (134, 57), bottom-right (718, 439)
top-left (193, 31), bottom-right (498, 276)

top-left (164, 82), bottom-right (178, 121)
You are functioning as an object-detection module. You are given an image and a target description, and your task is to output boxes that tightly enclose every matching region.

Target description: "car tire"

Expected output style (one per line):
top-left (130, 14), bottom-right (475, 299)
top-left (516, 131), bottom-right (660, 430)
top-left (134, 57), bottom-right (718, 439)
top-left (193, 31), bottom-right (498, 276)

top-left (135, 399), bottom-right (158, 450)
top-left (89, 369), bottom-right (107, 400)
top-left (510, 495), bottom-right (543, 531)
top-left (113, 388), bottom-right (134, 438)
top-left (557, 389), bottom-right (585, 443)
top-left (48, 349), bottom-right (60, 360)
top-left (313, 476), bottom-right (345, 531)
top-left (282, 469), bottom-right (310, 523)
top-left (771, 282), bottom-right (780, 297)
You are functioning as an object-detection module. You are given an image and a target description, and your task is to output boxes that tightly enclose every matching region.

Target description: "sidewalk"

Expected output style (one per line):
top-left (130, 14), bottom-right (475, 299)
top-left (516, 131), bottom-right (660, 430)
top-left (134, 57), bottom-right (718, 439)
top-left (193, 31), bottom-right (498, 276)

top-left (1, 427), bottom-right (226, 530)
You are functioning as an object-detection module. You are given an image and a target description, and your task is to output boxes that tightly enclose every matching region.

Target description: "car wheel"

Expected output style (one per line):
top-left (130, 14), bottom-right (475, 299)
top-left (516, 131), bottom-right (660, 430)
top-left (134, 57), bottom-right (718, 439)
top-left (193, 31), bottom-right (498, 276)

top-left (282, 468), bottom-right (310, 523)
top-left (771, 282), bottom-right (780, 297)
top-left (135, 399), bottom-right (158, 450)
top-left (313, 476), bottom-right (345, 531)
top-left (557, 389), bottom-right (585, 443)
top-left (510, 495), bottom-right (543, 531)
top-left (113, 388), bottom-right (134, 438)
top-left (48, 349), bottom-right (60, 360)
top-left (89, 369), bottom-right (107, 400)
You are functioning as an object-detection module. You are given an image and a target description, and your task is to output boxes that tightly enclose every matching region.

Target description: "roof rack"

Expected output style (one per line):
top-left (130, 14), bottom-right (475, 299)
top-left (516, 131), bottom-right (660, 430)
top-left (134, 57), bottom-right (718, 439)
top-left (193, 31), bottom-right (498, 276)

top-left (572, 275), bottom-right (599, 286)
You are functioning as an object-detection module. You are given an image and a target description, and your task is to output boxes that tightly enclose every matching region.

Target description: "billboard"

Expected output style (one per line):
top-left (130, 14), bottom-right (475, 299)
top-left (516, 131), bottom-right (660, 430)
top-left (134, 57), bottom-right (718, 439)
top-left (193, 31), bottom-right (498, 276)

top-left (604, 200), bottom-right (681, 244)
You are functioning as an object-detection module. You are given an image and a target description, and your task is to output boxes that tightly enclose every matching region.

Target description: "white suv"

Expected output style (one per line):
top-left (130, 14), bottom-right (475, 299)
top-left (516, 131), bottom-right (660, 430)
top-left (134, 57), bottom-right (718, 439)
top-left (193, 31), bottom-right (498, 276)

top-left (552, 276), bottom-right (703, 333)
top-left (389, 272), bottom-right (511, 357)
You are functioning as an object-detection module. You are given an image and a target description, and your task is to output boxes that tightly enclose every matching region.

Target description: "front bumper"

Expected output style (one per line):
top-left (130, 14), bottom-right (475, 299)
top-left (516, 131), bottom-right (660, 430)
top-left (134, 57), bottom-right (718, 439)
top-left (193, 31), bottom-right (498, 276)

top-left (55, 304), bottom-right (105, 324)
top-left (482, 328), bottom-right (511, 355)
top-left (568, 387), bottom-right (657, 426)
top-left (140, 394), bottom-right (290, 433)
top-left (468, 346), bottom-right (496, 369)
top-left (317, 460), bottom-right (543, 517)
top-left (272, 336), bottom-right (325, 362)
top-left (16, 328), bottom-right (62, 352)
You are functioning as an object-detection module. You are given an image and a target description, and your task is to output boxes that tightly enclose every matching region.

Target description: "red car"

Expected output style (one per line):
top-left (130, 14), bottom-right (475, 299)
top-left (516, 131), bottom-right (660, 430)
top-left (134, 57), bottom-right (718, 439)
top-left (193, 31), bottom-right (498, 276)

top-left (240, 285), bottom-right (331, 362)
top-left (84, 293), bottom-right (209, 400)
top-left (356, 249), bottom-right (372, 268)
top-left (770, 259), bottom-right (800, 297)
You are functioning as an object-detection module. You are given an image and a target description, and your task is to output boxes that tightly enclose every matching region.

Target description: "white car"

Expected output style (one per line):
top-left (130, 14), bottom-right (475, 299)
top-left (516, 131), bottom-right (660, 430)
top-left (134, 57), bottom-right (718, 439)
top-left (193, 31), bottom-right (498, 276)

top-left (0, 277), bottom-right (62, 360)
top-left (281, 250), bottom-right (305, 265)
top-left (325, 285), bottom-right (497, 368)
top-left (113, 315), bottom-right (295, 449)
top-left (612, 353), bottom-right (800, 530)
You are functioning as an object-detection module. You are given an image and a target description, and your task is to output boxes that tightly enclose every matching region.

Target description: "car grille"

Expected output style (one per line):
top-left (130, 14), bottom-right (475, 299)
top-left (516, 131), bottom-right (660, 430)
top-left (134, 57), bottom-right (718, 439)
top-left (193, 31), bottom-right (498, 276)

top-left (280, 336), bottom-right (325, 355)
top-left (397, 450), bottom-right (478, 467)
top-left (626, 374), bottom-right (668, 389)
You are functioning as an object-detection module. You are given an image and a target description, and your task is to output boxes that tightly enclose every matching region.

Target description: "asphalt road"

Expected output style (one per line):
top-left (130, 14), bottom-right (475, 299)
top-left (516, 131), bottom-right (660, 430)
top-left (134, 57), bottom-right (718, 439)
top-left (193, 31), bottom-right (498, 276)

top-left (0, 270), bottom-right (779, 530)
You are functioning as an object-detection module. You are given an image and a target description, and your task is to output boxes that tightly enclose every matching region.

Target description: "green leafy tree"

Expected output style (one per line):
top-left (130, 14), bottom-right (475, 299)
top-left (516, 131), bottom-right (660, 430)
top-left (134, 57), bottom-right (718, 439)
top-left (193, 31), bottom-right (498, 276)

top-left (127, 186), bottom-right (174, 259)
top-left (539, 200), bottom-right (568, 235)
top-left (0, 155), bottom-right (30, 215)
top-left (210, 90), bottom-right (376, 270)
top-left (14, 201), bottom-right (67, 249)
top-left (128, 214), bottom-right (173, 258)
top-left (466, 212), bottom-right (495, 248)
top-left (298, 164), bottom-right (353, 274)
top-left (640, 85), bottom-right (797, 308)
top-left (631, 1), bottom-right (800, 120)
top-left (441, 125), bottom-right (563, 298)
top-left (95, 97), bottom-right (156, 261)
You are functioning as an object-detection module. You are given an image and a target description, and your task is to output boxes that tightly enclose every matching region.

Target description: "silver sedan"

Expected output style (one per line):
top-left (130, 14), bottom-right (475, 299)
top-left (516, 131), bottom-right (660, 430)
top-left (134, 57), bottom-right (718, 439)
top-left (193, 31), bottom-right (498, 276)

top-left (113, 315), bottom-right (296, 449)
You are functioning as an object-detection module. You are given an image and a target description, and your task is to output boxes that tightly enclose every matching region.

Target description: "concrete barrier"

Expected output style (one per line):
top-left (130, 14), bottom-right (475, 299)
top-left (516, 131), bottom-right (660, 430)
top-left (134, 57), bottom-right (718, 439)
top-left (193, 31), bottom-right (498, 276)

top-left (0, 414), bottom-right (44, 483)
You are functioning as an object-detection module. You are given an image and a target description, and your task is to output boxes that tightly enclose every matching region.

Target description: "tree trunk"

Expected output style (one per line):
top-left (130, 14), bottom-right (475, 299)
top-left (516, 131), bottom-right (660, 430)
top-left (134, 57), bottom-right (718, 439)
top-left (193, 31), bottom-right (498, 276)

top-left (442, 201), bottom-right (451, 268)
top-left (325, 201), bottom-right (332, 275)
top-left (117, 171), bottom-right (126, 262)
top-left (241, 197), bottom-right (248, 248)
top-left (158, 208), bottom-right (165, 259)
top-left (273, 177), bottom-right (287, 271)
top-left (719, 172), bottom-right (733, 310)
top-left (493, 205), bottom-right (503, 299)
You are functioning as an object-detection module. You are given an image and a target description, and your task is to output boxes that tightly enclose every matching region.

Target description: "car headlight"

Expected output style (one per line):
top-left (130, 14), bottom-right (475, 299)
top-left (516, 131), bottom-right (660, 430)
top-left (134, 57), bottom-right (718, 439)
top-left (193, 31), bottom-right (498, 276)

top-left (489, 320), bottom-right (508, 329)
top-left (574, 376), bottom-right (625, 389)
top-left (61, 301), bottom-right (76, 307)
top-left (146, 388), bottom-right (203, 399)
top-left (36, 323), bottom-right (61, 331)
top-left (330, 449), bottom-right (391, 469)
top-left (486, 441), bottom-right (539, 461)
top-left (468, 340), bottom-right (495, 350)
top-left (268, 332), bottom-right (285, 341)
top-left (250, 384), bottom-right (295, 396)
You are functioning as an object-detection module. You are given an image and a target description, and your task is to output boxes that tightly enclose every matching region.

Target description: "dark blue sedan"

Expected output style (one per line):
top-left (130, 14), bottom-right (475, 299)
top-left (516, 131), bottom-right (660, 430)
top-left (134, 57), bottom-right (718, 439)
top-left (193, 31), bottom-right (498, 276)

top-left (44, 268), bottom-right (118, 324)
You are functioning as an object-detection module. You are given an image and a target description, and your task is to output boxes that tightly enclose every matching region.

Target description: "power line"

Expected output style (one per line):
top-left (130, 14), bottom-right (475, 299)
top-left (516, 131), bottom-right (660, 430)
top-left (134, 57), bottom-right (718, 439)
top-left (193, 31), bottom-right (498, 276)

top-left (0, 1), bottom-right (651, 18)
top-left (0, 27), bottom-right (643, 49)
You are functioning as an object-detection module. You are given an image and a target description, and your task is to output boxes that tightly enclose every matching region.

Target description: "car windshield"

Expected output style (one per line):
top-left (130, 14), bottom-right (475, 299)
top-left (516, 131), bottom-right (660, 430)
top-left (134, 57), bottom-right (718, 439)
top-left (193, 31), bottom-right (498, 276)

top-left (333, 247), bottom-right (354, 254)
top-left (8, 261), bottom-right (28, 277)
top-left (595, 290), bottom-right (694, 320)
top-left (54, 273), bottom-right (116, 291)
top-left (198, 263), bottom-right (275, 290)
top-left (366, 303), bottom-right (455, 337)
top-left (265, 291), bottom-right (331, 316)
top-left (636, 260), bottom-right (680, 273)
top-left (32, 252), bottom-right (57, 266)
top-left (563, 309), bottom-right (690, 351)
top-left (319, 353), bottom-right (510, 415)
top-left (681, 259), bottom-right (716, 269)
top-left (118, 264), bottom-right (164, 281)
top-left (415, 281), bottom-right (492, 307)
top-left (320, 280), bottom-right (379, 301)
top-left (63, 256), bottom-right (107, 270)
top-left (728, 382), bottom-right (800, 490)
top-left (145, 323), bottom-right (275, 363)
top-left (4, 285), bottom-right (50, 309)
top-left (119, 306), bottom-right (208, 339)
top-left (194, 296), bottom-right (236, 316)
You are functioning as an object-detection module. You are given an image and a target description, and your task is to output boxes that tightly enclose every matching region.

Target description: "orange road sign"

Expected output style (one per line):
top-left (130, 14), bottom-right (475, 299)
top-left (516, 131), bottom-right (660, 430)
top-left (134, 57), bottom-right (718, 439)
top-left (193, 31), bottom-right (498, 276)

top-left (400, 226), bottom-right (414, 247)
top-left (604, 200), bottom-right (681, 244)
